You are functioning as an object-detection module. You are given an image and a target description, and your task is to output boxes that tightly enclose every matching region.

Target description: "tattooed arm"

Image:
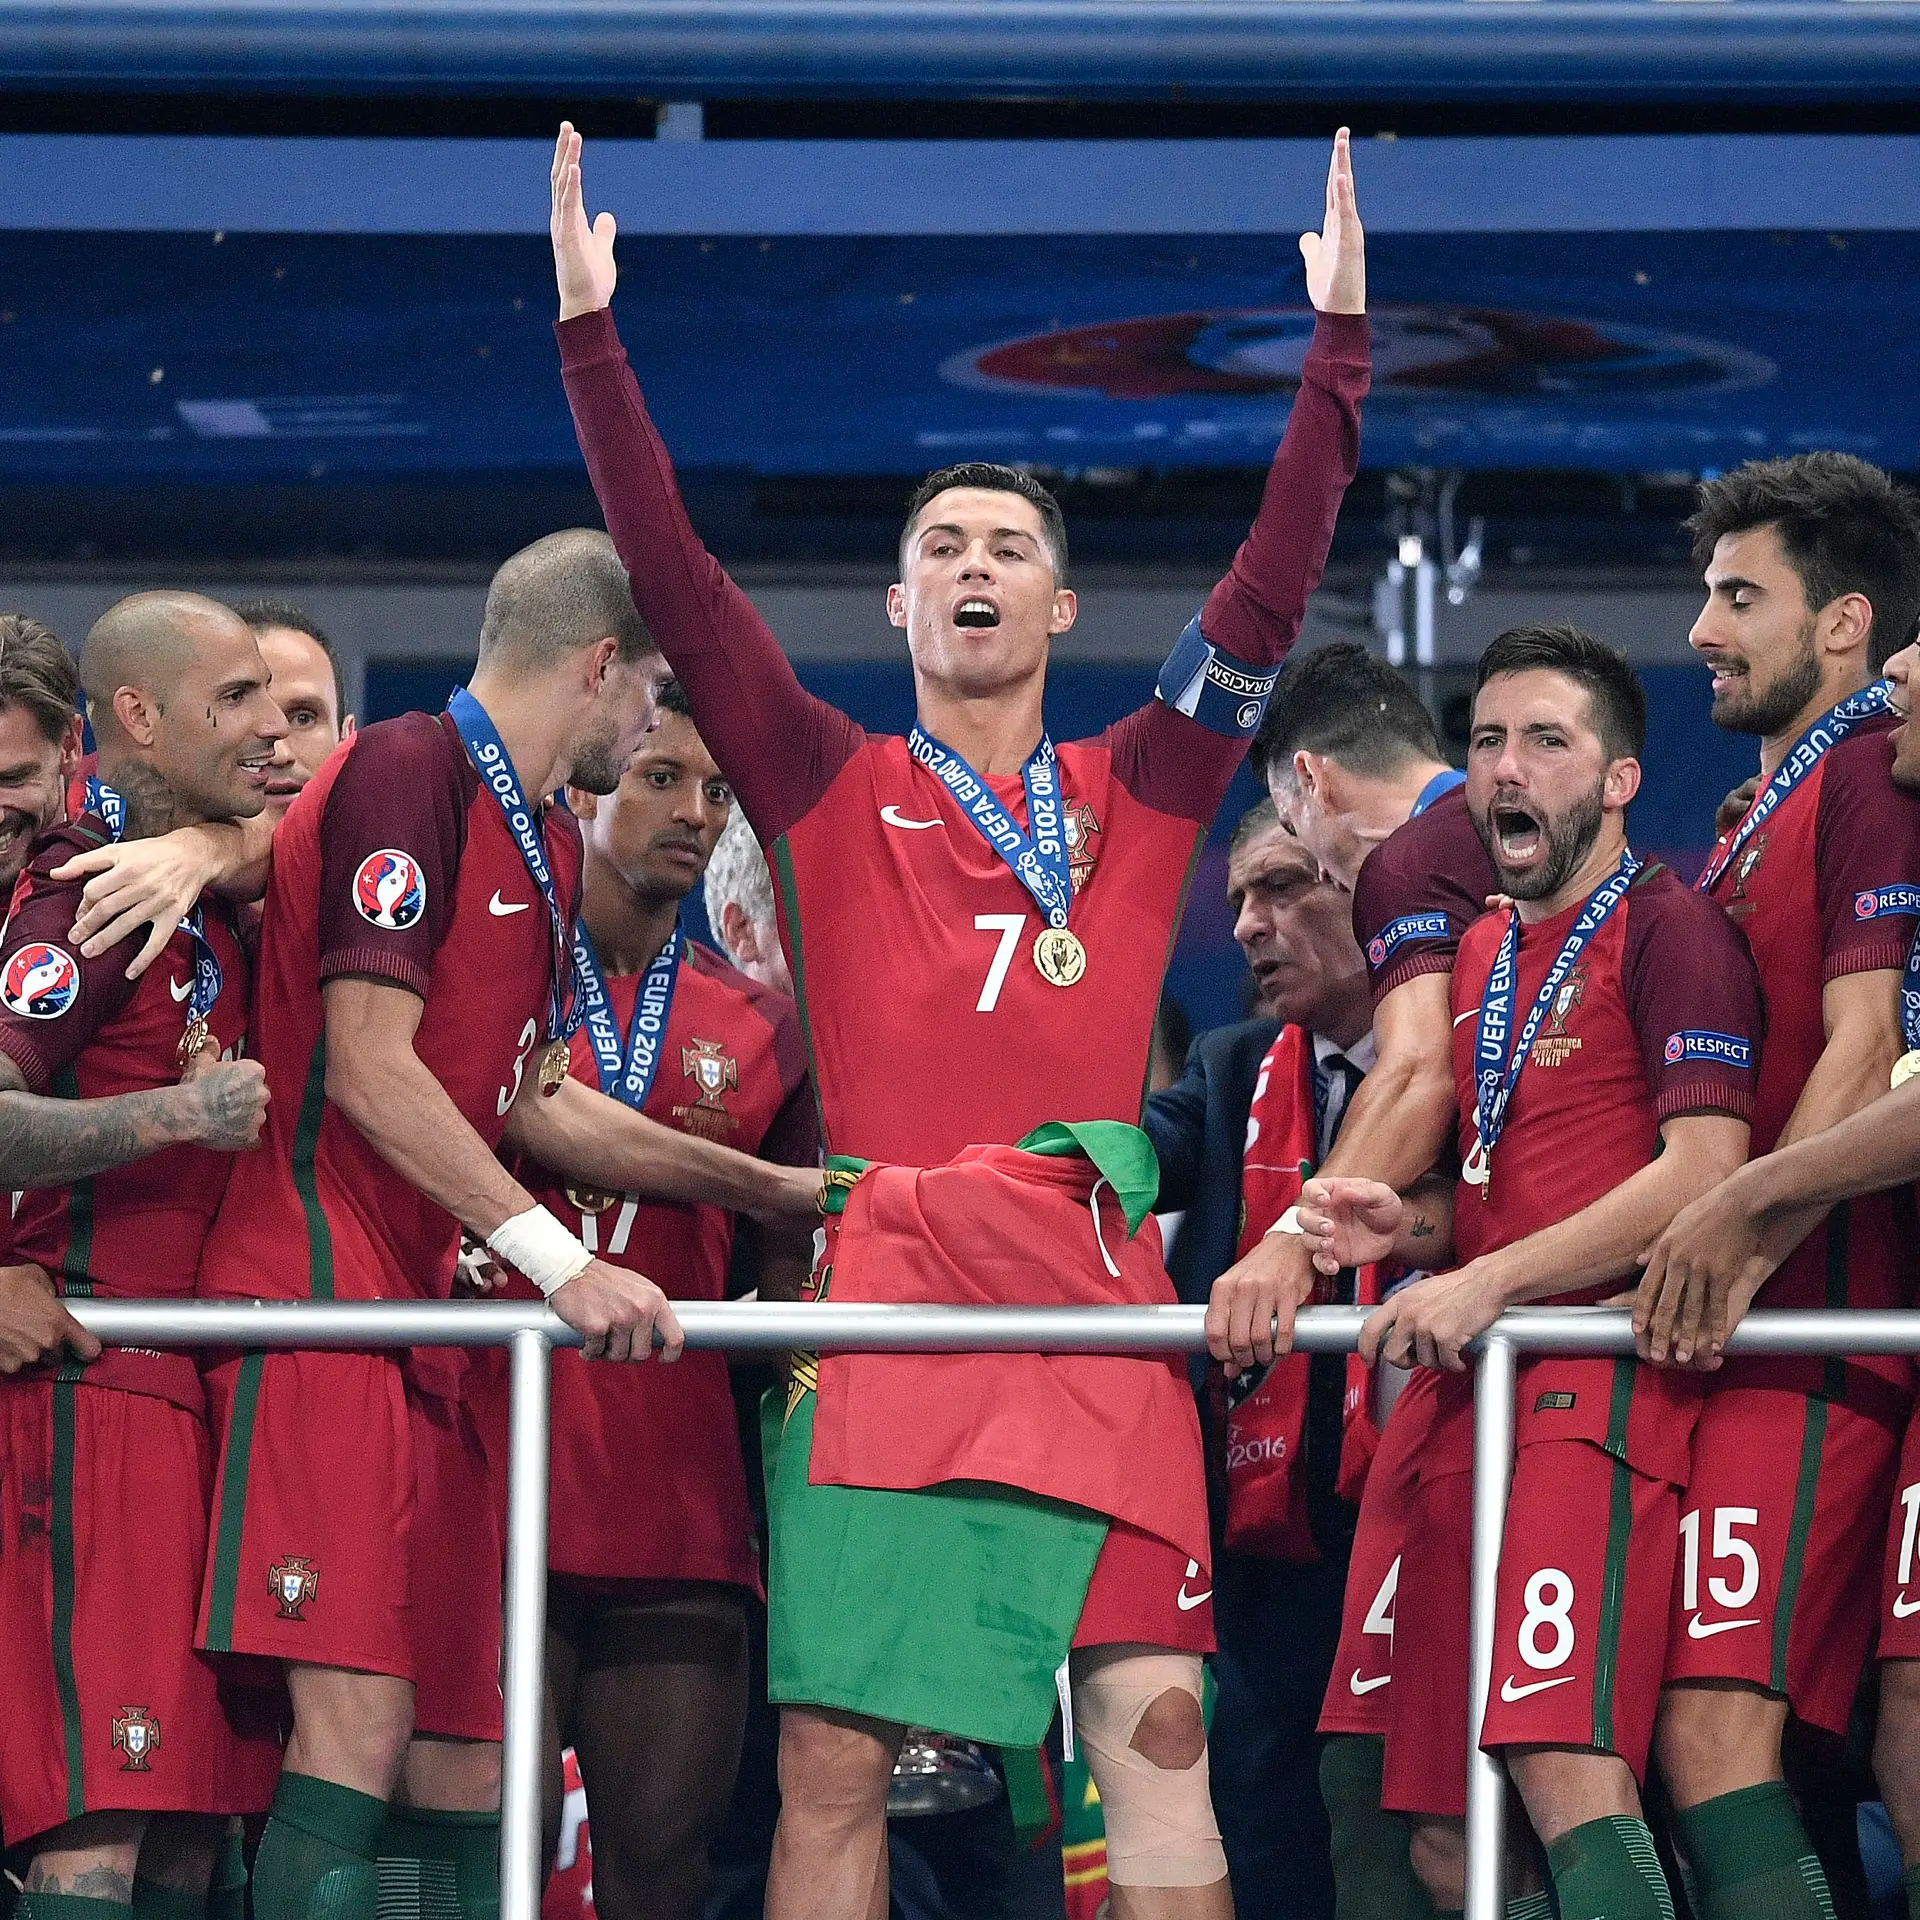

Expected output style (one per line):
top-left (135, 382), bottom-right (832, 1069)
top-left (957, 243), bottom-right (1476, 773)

top-left (0, 1054), bottom-right (269, 1188)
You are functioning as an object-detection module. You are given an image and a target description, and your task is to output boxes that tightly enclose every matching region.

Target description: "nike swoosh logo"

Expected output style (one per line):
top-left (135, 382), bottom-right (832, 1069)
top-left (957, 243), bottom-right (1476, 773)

top-left (488, 891), bottom-right (530, 917)
top-left (880, 806), bottom-right (944, 831)
top-left (169, 976), bottom-right (193, 1003)
top-left (1500, 1673), bottom-right (1577, 1702)
top-left (1176, 1585), bottom-right (1212, 1612)
top-left (1686, 1614), bottom-right (1762, 1639)
top-left (1348, 1671), bottom-right (1391, 1696)
top-left (1895, 1593), bottom-right (1920, 1620)
top-left (1453, 1009), bottom-right (1478, 1027)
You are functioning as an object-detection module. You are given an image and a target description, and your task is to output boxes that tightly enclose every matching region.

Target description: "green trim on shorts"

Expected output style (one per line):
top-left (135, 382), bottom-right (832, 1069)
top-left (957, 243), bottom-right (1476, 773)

top-left (291, 1040), bottom-right (336, 1299)
top-left (1773, 1395), bottom-right (1829, 1696)
top-left (1590, 1365), bottom-right (1639, 1755)
top-left (203, 1352), bottom-right (266, 1653)
top-left (49, 1379), bottom-right (86, 1818)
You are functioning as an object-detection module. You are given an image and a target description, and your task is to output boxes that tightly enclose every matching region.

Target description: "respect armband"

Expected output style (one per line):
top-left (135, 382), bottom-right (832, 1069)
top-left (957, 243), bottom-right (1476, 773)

top-left (1156, 617), bottom-right (1278, 738)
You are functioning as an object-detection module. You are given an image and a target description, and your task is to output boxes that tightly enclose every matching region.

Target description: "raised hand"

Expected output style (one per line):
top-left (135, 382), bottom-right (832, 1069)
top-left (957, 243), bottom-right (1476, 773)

top-left (550, 1257), bottom-right (687, 1363)
top-left (1300, 127), bottom-right (1365, 317)
top-left (181, 1058), bottom-right (270, 1150)
top-left (552, 122), bottom-right (618, 322)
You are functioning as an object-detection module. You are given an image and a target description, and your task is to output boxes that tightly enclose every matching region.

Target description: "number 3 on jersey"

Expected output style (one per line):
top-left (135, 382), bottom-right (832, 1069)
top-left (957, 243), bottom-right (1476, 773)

top-left (973, 914), bottom-right (1027, 1013)
top-left (498, 1017), bottom-right (539, 1116)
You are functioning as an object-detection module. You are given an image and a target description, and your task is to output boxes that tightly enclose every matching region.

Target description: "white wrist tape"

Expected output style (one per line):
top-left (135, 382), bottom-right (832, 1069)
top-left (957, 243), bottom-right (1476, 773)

top-left (1265, 1205), bottom-right (1306, 1239)
top-left (486, 1205), bottom-right (592, 1299)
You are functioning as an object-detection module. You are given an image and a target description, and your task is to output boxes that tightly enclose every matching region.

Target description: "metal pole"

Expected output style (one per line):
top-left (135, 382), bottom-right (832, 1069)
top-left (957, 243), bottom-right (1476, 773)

top-left (499, 1327), bottom-right (553, 1920)
top-left (1464, 1331), bottom-right (1517, 1920)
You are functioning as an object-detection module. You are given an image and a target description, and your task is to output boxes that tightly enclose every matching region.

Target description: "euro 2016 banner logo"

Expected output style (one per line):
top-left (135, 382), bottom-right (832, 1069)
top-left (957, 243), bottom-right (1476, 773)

top-left (353, 850), bottom-right (428, 931)
top-left (0, 943), bottom-right (79, 1020)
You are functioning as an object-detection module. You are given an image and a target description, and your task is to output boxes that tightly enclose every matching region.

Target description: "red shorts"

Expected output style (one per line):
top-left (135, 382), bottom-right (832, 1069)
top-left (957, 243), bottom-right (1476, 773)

top-left (198, 1351), bottom-right (504, 1742)
top-left (1881, 1394), bottom-right (1920, 1660)
top-left (1319, 1371), bottom-right (1436, 1738)
top-left (1665, 1380), bottom-right (1903, 1734)
top-left (0, 1377), bottom-right (281, 1842)
top-left (1072, 1518), bottom-right (1213, 1653)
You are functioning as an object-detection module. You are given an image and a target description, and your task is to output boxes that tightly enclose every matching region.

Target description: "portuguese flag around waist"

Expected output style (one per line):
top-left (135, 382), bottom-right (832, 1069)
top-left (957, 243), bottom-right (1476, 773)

top-left (809, 1124), bottom-right (1209, 1569)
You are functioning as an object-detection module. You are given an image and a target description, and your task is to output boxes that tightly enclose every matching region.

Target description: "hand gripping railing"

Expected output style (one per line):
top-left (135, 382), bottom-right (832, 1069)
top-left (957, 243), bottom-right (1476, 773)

top-left (59, 1298), bottom-right (1920, 1920)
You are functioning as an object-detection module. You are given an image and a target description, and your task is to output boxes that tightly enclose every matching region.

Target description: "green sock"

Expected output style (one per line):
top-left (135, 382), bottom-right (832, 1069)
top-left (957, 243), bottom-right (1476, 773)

top-left (206, 1822), bottom-right (246, 1920)
top-left (1548, 1815), bottom-right (1675, 1920)
top-left (376, 1809), bottom-right (500, 1920)
top-left (1675, 1782), bottom-right (1836, 1920)
top-left (1320, 1735), bottom-right (1440, 1920)
top-left (252, 1771), bottom-right (386, 1920)
top-left (1904, 1861), bottom-right (1920, 1920)
top-left (1510, 1890), bottom-right (1556, 1920)
top-left (17, 1900), bottom-right (132, 1918)
top-left (128, 1885), bottom-right (204, 1920)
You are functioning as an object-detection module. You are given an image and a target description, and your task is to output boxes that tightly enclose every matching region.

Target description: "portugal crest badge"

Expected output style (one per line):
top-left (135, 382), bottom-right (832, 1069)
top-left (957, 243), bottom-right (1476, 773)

top-left (268, 1554), bottom-right (320, 1621)
top-left (681, 1039), bottom-right (739, 1114)
top-left (1064, 802), bottom-right (1102, 894)
top-left (111, 1706), bottom-right (160, 1772)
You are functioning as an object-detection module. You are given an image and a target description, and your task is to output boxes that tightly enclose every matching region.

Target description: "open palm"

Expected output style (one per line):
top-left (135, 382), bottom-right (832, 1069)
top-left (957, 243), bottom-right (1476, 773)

top-left (552, 122), bottom-right (618, 321)
top-left (1300, 128), bottom-right (1366, 317)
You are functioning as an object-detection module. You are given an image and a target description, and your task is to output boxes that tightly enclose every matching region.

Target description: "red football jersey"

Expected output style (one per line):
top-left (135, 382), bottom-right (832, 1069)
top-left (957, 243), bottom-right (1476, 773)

top-left (1701, 717), bottom-right (1920, 1319)
top-left (502, 939), bottom-right (816, 1587)
top-left (197, 712), bottom-right (582, 1395)
top-left (1352, 785), bottom-right (1499, 1004)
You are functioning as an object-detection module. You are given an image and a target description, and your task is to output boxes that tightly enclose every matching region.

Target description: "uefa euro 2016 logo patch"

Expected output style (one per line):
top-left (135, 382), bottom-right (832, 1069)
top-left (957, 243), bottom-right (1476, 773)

top-left (0, 943), bottom-right (80, 1019)
top-left (353, 850), bottom-right (428, 931)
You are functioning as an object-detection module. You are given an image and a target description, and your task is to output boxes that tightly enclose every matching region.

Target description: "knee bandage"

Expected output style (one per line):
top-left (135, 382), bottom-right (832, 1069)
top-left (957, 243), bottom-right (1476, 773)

top-left (1071, 1651), bottom-right (1227, 1889)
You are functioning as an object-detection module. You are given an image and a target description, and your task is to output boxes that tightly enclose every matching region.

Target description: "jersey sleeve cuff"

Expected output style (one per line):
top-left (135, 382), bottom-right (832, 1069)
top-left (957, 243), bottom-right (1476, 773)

top-left (555, 306), bottom-right (625, 372)
top-left (1822, 935), bottom-right (1914, 984)
top-left (318, 949), bottom-right (432, 1000)
top-left (1306, 310), bottom-right (1371, 372)
top-left (1369, 948), bottom-right (1457, 1006)
top-left (0, 1028), bottom-right (53, 1097)
top-left (1653, 1082), bottom-right (1755, 1124)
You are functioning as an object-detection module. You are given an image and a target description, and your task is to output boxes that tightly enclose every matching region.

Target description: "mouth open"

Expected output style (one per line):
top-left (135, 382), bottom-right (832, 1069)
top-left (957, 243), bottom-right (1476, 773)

top-left (1704, 654), bottom-right (1746, 697)
top-left (954, 598), bottom-right (1001, 629)
top-left (237, 752), bottom-right (275, 787)
top-left (1493, 802), bottom-right (1544, 865)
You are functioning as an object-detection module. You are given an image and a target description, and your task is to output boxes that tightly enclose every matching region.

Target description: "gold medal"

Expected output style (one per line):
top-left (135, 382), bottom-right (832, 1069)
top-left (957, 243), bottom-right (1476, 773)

top-left (1895, 1050), bottom-right (1920, 1092)
top-left (565, 1182), bottom-right (619, 1215)
top-left (539, 1039), bottom-right (572, 1096)
top-left (177, 1015), bottom-right (212, 1069)
top-left (1031, 926), bottom-right (1087, 988)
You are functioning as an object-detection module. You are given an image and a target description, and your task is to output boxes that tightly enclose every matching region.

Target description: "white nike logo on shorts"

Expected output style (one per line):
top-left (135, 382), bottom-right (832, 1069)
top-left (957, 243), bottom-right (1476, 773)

top-left (1499, 1673), bottom-right (1577, 1702)
top-left (488, 891), bottom-right (530, 916)
top-left (880, 806), bottom-right (944, 830)
top-left (1894, 1592), bottom-right (1920, 1619)
top-left (1686, 1614), bottom-right (1762, 1639)
top-left (168, 976), bottom-right (193, 1002)
top-left (1348, 1671), bottom-right (1391, 1695)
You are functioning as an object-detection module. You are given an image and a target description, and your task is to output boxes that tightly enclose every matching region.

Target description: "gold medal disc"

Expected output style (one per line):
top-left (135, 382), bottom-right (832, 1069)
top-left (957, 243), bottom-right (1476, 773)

top-left (1031, 927), bottom-right (1087, 988)
top-left (177, 1015), bottom-right (212, 1069)
top-left (538, 1039), bottom-right (572, 1096)
top-left (1895, 1050), bottom-right (1920, 1092)
top-left (565, 1183), bottom-right (620, 1215)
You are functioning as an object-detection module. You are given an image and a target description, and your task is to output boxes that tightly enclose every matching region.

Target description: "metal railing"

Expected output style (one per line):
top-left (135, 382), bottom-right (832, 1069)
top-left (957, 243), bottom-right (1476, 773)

top-left (59, 1298), bottom-right (1920, 1920)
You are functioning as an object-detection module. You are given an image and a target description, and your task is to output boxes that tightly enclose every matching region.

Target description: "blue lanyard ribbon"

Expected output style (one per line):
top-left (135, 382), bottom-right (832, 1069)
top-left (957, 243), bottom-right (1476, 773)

top-left (1696, 680), bottom-right (1893, 897)
top-left (1905, 930), bottom-right (1920, 1055)
top-left (84, 775), bottom-right (222, 1032)
top-left (574, 925), bottom-right (682, 1108)
top-left (906, 725), bottom-right (1073, 927)
top-left (447, 687), bottom-right (587, 1045)
top-left (1473, 849), bottom-right (1641, 1165)
top-left (1411, 768), bottom-right (1465, 819)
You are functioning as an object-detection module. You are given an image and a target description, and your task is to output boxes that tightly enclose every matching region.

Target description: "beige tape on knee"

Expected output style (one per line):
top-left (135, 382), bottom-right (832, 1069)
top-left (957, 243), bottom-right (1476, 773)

top-left (1071, 1651), bottom-right (1227, 1889)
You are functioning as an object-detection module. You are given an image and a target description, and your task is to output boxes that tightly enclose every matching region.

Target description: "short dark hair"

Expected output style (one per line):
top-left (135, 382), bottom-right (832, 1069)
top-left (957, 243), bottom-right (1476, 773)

top-left (901, 464), bottom-right (1068, 583)
top-left (478, 529), bottom-right (656, 668)
top-left (1688, 453), bottom-right (1920, 668)
top-left (1229, 795), bottom-right (1280, 852)
top-left (232, 597), bottom-right (347, 720)
top-left (1252, 643), bottom-right (1442, 785)
top-left (0, 614), bottom-right (80, 748)
top-left (655, 676), bottom-right (690, 718)
top-left (1474, 623), bottom-right (1646, 762)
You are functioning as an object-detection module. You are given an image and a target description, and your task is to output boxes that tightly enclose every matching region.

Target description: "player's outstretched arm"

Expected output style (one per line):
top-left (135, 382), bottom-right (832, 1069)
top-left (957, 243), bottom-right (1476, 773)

top-left (55, 810), bottom-right (277, 979)
top-left (549, 125), bottom-right (858, 841)
top-left (503, 1072), bottom-right (823, 1223)
top-left (321, 977), bottom-right (685, 1361)
top-left (0, 1052), bottom-right (267, 1187)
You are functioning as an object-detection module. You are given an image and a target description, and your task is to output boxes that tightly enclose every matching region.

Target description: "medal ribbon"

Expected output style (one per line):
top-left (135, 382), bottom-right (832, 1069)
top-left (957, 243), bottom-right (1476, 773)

top-left (84, 775), bottom-right (222, 1034)
top-left (906, 725), bottom-right (1073, 928)
top-left (1904, 927), bottom-right (1920, 1057)
top-left (574, 925), bottom-right (683, 1108)
top-left (447, 687), bottom-right (587, 1045)
top-left (1410, 767), bottom-right (1465, 819)
top-left (1473, 848), bottom-right (1642, 1169)
top-left (1696, 680), bottom-right (1893, 897)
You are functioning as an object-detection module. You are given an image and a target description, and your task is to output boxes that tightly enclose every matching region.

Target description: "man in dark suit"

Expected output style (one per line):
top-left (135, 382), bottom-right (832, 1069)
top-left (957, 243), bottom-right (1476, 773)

top-left (1145, 798), bottom-right (1375, 1920)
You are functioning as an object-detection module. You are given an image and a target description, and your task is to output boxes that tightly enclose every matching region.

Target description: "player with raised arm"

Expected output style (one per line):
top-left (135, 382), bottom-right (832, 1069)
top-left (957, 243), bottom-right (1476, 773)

top-left (551, 122), bottom-right (1368, 1920)
top-left (191, 533), bottom-right (819, 1920)
top-left (1301, 625), bottom-right (1761, 1920)
top-left (1622, 456), bottom-right (1920, 1920)
top-left (0, 592), bottom-right (283, 1917)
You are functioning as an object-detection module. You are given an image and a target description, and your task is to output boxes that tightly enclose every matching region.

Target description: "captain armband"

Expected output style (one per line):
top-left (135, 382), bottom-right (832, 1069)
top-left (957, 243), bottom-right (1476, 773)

top-left (486, 1204), bottom-right (592, 1298)
top-left (1155, 617), bottom-right (1279, 738)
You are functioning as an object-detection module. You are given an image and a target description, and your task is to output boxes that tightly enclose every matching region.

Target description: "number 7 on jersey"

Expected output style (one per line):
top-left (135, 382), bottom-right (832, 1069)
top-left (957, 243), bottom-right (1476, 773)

top-left (973, 914), bottom-right (1027, 1013)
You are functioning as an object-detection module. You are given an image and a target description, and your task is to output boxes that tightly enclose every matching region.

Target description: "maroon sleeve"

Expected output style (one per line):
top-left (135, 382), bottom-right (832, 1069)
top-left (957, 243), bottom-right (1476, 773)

top-left (747, 977), bottom-right (821, 1169)
top-left (0, 825), bottom-right (141, 1094)
top-left (1351, 792), bottom-right (1498, 1003)
top-left (1621, 875), bottom-right (1762, 1123)
top-left (315, 714), bottom-right (467, 998)
top-left (557, 309), bottom-right (864, 842)
top-left (1101, 312), bottom-right (1371, 824)
top-left (1815, 723), bottom-right (1920, 982)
